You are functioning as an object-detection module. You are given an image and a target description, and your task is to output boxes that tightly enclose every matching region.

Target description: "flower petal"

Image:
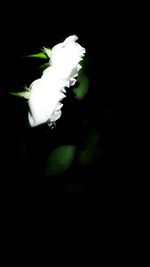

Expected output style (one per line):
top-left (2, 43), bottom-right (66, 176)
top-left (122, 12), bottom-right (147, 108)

top-left (28, 35), bottom-right (86, 127)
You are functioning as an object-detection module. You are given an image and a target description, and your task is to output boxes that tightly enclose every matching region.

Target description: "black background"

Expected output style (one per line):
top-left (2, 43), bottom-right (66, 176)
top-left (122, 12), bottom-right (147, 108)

top-left (0, 3), bottom-right (123, 203)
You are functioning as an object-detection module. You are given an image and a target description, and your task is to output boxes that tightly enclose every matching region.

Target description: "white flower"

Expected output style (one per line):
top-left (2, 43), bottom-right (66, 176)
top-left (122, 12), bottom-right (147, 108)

top-left (28, 35), bottom-right (86, 127)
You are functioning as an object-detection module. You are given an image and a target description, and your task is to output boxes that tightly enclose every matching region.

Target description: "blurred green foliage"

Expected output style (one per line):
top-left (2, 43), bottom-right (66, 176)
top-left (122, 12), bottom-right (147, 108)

top-left (73, 71), bottom-right (89, 100)
top-left (79, 130), bottom-right (102, 165)
top-left (44, 145), bottom-right (76, 176)
top-left (44, 130), bottom-right (102, 176)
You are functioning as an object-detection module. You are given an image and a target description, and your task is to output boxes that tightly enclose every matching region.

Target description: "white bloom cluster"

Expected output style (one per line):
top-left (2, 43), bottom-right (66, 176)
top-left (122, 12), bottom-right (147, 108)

top-left (28, 35), bottom-right (86, 127)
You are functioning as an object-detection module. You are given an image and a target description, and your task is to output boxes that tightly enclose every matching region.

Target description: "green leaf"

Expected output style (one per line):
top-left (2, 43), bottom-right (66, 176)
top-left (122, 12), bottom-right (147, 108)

top-left (42, 47), bottom-right (52, 58)
top-left (10, 91), bottom-right (30, 99)
top-left (44, 145), bottom-right (76, 176)
top-left (39, 62), bottom-right (49, 70)
top-left (24, 47), bottom-right (51, 59)
top-left (10, 86), bottom-right (31, 99)
top-left (25, 52), bottom-right (49, 59)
